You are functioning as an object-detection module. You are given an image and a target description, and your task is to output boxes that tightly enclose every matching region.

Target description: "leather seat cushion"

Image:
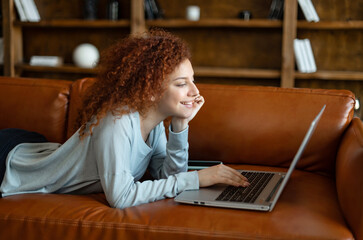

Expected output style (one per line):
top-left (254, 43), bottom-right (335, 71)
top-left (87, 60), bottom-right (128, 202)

top-left (0, 165), bottom-right (353, 240)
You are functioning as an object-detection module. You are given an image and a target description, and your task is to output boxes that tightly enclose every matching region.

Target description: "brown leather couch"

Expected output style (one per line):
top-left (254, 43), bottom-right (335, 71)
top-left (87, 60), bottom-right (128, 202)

top-left (0, 76), bottom-right (362, 240)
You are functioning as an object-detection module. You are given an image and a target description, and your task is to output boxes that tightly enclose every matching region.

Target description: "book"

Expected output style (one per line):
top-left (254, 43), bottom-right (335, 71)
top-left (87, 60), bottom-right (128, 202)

top-left (0, 38), bottom-right (3, 64)
top-left (293, 39), bottom-right (307, 73)
top-left (20, 0), bottom-right (32, 21)
top-left (20, 0), bottom-right (40, 22)
top-left (305, 0), bottom-right (319, 22)
top-left (14, 0), bottom-right (28, 21)
top-left (27, 0), bottom-right (41, 21)
top-left (297, 0), bottom-right (312, 22)
top-left (144, 0), bottom-right (154, 20)
top-left (29, 56), bottom-right (63, 67)
top-left (303, 39), bottom-right (317, 72)
top-left (149, 0), bottom-right (164, 19)
top-left (297, 0), bottom-right (319, 22)
top-left (300, 39), bottom-right (310, 72)
top-left (144, 0), bottom-right (164, 20)
top-left (268, 0), bottom-right (284, 20)
top-left (293, 39), bottom-right (317, 73)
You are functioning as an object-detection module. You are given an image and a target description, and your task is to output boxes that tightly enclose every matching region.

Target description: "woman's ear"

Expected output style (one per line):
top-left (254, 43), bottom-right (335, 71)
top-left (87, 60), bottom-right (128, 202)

top-left (151, 96), bottom-right (155, 102)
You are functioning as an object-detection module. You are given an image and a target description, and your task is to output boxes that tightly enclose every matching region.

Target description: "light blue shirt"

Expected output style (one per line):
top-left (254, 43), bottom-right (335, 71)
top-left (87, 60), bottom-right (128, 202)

top-left (0, 111), bottom-right (199, 209)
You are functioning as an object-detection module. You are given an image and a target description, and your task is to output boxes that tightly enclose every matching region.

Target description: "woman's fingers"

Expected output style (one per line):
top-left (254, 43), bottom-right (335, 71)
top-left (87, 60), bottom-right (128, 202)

top-left (197, 164), bottom-right (250, 188)
top-left (185, 95), bottom-right (205, 123)
top-left (193, 95), bottom-right (204, 108)
top-left (219, 164), bottom-right (249, 187)
top-left (228, 166), bottom-right (248, 182)
top-left (194, 95), bottom-right (204, 104)
top-left (222, 178), bottom-right (247, 187)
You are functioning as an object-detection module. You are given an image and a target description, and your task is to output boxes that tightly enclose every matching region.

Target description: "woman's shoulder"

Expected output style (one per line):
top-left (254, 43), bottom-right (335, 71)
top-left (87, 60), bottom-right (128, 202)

top-left (103, 110), bottom-right (136, 124)
top-left (92, 111), bottom-right (137, 136)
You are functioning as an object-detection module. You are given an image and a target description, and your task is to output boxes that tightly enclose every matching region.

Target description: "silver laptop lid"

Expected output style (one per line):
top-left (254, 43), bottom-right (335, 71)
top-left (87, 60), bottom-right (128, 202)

top-left (269, 105), bottom-right (326, 211)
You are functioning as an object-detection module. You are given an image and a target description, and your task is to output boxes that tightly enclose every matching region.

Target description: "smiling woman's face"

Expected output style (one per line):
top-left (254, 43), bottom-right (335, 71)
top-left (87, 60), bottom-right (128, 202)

top-left (157, 59), bottom-right (200, 119)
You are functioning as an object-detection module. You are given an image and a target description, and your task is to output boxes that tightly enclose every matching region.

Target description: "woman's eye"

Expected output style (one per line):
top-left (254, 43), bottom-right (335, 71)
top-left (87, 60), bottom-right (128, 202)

top-left (176, 83), bottom-right (187, 87)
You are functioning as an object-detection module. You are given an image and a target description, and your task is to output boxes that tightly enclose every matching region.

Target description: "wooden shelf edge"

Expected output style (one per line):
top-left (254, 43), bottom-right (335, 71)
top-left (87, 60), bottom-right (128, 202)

top-left (14, 19), bottom-right (131, 28)
top-left (194, 67), bottom-right (280, 79)
top-left (295, 71), bottom-right (363, 81)
top-left (297, 20), bottom-right (363, 30)
top-left (147, 19), bottom-right (282, 28)
top-left (15, 64), bottom-right (98, 74)
top-left (16, 67), bottom-right (363, 81)
top-left (16, 64), bottom-right (280, 79)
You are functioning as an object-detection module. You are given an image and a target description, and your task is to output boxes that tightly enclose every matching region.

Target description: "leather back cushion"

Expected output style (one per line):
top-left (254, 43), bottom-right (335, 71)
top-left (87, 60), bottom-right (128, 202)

top-left (0, 77), bottom-right (72, 143)
top-left (68, 79), bottom-right (355, 176)
top-left (189, 84), bottom-right (355, 176)
top-left (67, 78), bottom-right (96, 139)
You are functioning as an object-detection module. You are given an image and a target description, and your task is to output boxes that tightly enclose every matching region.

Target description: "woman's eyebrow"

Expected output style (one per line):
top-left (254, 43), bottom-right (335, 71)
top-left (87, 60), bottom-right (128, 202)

top-left (173, 77), bottom-right (188, 81)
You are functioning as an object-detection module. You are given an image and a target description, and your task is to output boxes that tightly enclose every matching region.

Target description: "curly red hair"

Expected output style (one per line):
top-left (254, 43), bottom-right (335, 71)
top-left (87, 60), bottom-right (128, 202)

top-left (77, 29), bottom-right (191, 138)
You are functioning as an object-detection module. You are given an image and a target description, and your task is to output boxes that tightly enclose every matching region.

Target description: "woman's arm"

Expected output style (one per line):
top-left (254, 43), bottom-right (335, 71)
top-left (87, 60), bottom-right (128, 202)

top-left (92, 114), bottom-right (198, 209)
top-left (147, 123), bottom-right (249, 190)
top-left (148, 124), bottom-right (189, 179)
top-left (100, 169), bottom-right (198, 209)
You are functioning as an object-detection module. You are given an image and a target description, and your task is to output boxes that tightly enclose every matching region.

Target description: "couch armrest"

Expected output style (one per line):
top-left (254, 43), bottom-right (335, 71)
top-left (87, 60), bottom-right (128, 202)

top-left (336, 117), bottom-right (363, 240)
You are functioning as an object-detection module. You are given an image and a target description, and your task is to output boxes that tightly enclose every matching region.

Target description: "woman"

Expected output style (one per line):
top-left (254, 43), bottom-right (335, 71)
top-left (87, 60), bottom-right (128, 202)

top-left (0, 30), bottom-right (249, 208)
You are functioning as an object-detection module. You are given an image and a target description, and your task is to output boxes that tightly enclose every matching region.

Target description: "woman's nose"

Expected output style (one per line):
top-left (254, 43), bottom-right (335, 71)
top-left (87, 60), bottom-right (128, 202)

top-left (190, 82), bottom-right (199, 97)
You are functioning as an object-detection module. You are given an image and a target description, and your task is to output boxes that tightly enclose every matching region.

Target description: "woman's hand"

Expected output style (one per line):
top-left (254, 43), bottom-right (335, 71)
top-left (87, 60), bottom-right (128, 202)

top-left (197, 164), bottom-right (250, 188)
top-left (171, 95), bottom-right (205, 132)
top-left (185, 94), bottom-right (204, 122)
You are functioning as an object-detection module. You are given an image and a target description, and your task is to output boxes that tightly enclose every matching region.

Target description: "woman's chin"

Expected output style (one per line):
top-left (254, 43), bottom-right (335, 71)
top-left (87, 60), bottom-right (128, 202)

top-left (173, 111), bottom-right (193, 119)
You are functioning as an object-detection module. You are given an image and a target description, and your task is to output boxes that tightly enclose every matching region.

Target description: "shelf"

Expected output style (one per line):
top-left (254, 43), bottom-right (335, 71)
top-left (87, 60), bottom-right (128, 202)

top-left (3, 0), bottom-right (362, 108)
top-left (16, 68), bottom-right (363, 82)
top-left (15, 64), bottom-right (280, 79)
top-left (14, 19), bottom-right (131, 28)
top-left (147, 19), bottom-right (282, 28)
top-left (297, 20), bottom-right (363, 30)
top-left (15, 64), bottom-right (98, 74)
top-left (295, 71), bottom-right (363, 81)
top-left (194, 67), bottom-right (280, 79)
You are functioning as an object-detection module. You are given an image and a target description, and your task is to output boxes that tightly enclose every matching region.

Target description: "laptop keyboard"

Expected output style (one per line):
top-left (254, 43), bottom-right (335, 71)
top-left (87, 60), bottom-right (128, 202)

top-left (215, 172), bottom-right (274, 203)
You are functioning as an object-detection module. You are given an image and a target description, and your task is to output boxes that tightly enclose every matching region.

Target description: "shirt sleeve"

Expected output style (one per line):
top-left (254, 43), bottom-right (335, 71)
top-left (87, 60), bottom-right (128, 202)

top-left (148, 124), bottom-right (190, 179)
top-left (92, 115), bottom-right (199, 209)
top-left (101, 169), bottom-right (199, 209)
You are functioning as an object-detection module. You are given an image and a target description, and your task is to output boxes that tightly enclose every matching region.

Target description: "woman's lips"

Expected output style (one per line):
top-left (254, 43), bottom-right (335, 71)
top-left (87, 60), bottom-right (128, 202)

top-left (180, 101), bottom-right (194, 107)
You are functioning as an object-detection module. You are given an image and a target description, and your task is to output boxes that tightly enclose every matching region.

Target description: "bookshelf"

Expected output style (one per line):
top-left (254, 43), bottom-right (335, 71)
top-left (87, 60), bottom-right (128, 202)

top-left (2, 0), bottom-right (133, 78)
top-left (14, 19), bottom-right (131, 28)
top-left (1, 0), bottom-right (363, 116)
top-left (146, 0), bottom-right (286, 87)
top-left (146, 19), bottom-right (283, 28)
top-left (294, 0), bottom-right (363, 117)
top-left (0, 0), bottom-right (3, 75)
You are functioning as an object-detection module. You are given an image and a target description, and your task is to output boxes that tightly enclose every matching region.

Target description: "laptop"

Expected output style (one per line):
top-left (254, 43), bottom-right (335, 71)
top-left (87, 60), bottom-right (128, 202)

top-left (175, 105), bottom-right (326, 212)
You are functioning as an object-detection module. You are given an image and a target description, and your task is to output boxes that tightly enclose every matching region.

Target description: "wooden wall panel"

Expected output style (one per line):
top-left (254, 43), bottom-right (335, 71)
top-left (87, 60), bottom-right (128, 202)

top-left (34, 0), bottom-right (131, 20)
top-left (170, 28), bottom-right (282, 69)
top-left (195, 76), bottom-right (280, 87)
top-left (22, 28), bottom-right (129, 63)
top-left (156, 0), bottom-right (273, 19)
top-left (297, 30), bottom-right (363, 71)
top-left (305, 0), bottom-right (363, 21)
